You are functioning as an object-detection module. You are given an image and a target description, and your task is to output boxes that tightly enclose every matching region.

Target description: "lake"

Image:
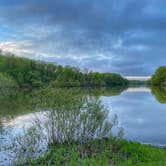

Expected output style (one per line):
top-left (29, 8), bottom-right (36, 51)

top-left (0, 86), bottom-right (166, 165)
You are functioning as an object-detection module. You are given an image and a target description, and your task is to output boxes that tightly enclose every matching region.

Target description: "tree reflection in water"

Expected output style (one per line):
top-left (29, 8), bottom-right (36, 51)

top-left (151, 86), bottom-right (166, 104)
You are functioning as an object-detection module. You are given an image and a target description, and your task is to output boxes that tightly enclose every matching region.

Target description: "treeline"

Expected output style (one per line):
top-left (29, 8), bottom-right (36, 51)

top-left (0, 53), bottom-right (128, 88)
top-left (149, 66), bottom-right (166, 86)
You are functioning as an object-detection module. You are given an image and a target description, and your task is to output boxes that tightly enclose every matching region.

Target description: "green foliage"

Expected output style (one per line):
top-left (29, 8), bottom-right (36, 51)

top-left (0, 54), bottom-right (57, 88)
top-left (0, 53), bottom-right (128, 88)
top-left (151, 66), bottom-right (166, 86)
top-left (29, 88), bottom-right (114, 146)
top-left (0, 73), bottom-right (18, 88)
top-left (102, 73), bottom-right (128, 86)
top-left (28, 139), bottom-right (166, 166)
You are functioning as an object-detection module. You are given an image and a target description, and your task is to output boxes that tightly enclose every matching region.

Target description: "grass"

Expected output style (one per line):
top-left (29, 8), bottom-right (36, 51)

top-left (25, 138), bottom-right (166, 166)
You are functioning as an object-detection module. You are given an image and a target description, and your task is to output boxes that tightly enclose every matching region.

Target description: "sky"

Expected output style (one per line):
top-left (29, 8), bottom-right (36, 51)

top-left (0, 0), bottom-right (165, 76)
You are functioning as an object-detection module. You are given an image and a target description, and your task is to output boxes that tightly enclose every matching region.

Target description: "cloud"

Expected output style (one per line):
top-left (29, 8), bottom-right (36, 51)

top-left (0, 0), bottom-right (166, 75)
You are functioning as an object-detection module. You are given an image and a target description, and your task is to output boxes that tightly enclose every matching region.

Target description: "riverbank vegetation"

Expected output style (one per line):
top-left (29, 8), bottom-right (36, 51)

top-left (0, 53), bottom-right (128, 88)
top-left (28, 139), bottom-right (166, 166)
top-left (148, 67), bottom-right (166, 104)
top-left (150, 66), bottom-right (166, 86)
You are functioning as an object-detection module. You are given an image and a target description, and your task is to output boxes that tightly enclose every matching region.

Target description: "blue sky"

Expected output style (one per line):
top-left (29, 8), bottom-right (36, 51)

top-left (0, 0), bottom-right (165, 76)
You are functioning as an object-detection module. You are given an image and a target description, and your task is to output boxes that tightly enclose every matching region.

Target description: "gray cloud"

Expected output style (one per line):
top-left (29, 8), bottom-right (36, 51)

top-left (0, 0), bottom-right (166, 75)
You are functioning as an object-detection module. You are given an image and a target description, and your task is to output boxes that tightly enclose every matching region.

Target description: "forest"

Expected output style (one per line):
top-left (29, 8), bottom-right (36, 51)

top-left (0, 53), bottom-right (128, 88)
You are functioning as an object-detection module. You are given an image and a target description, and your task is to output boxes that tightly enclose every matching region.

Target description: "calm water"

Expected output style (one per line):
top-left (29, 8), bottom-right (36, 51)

top-left (0, 86), bottom-right (166, 165)
top-left (102, 87), bottom-right (166, 147)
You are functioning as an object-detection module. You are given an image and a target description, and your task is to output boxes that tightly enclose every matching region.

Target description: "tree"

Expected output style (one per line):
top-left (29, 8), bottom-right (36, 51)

top-left (151, 67), bottom-right (166, 86)
top-left (0, 53), bottom-right (129, 88)
top-left (0, 73), bottom-right (18, 88)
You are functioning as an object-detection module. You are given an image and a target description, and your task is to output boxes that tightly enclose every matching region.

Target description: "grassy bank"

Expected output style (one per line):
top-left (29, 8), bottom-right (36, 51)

top-left (27, 138), bottom-right (166, 166)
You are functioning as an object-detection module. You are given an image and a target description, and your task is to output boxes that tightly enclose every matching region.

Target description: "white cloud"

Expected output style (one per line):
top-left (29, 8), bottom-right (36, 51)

top-left (0, 40), bottom-right (61, 59)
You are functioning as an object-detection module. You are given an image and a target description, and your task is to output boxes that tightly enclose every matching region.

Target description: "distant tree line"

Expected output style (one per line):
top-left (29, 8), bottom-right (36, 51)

top-left (0, 53), bottom-right (129, 88)
top-left (128, 80), bottom-right (147, 86)
top-left (149, 66), bottom-right (166, 86)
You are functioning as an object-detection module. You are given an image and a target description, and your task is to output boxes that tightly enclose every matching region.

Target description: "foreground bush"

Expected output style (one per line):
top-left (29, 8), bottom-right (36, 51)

top-left (11, 88), bottom-right (118, 164)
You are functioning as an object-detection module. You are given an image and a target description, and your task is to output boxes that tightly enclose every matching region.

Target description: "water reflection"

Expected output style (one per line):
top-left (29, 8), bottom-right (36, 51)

top-left (126, 87), bottom-right (151, 92)
top-left (151, 86), bottom-right (166, 103)
top-left (0, 86), bottom-right (166, 165)
top-left (0, 119), bottom-right (3, 133)
top-left (101, 86), bottom-right (166, 147)
top-left (87, 86), bottom-right (127, 97)
top-left (0, 87), bottom-right (127, 117)
top-left (0, 86), bottom-right (165, 133)
top-left (0, 86), bottom-right (166, 128)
